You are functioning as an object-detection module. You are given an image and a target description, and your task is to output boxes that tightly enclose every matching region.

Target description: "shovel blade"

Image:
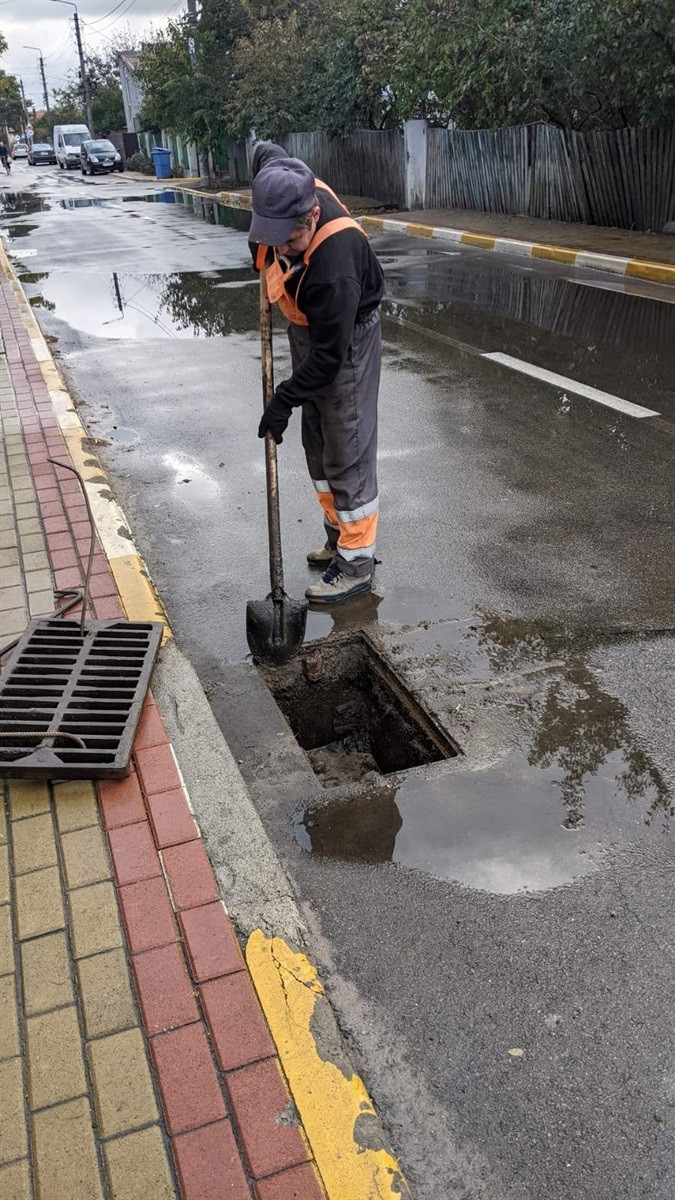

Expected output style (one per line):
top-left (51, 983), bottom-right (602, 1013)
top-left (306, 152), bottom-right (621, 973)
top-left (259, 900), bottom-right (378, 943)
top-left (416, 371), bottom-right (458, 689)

top-left (246, 592), bottom-right (308, 666)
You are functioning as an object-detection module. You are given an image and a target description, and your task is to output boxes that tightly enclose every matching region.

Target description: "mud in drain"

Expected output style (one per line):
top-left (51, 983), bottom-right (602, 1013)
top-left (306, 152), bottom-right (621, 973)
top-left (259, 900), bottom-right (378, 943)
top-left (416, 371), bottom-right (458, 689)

top-left (261, 634), bottom-right (459, 787)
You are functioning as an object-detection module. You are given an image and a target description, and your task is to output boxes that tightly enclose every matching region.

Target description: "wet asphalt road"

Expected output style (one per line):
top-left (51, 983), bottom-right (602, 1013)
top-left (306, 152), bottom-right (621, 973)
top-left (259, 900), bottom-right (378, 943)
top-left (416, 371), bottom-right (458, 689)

top-left (2, 163), bottom-right (673, 1200)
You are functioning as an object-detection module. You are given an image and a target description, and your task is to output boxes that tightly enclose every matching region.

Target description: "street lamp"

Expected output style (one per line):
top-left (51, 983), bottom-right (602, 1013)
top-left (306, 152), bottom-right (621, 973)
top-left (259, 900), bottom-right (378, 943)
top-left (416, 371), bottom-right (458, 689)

top-left (23, 47), bottom-right (50, 114)
top-left (49, 1), bottom-right (93, 133)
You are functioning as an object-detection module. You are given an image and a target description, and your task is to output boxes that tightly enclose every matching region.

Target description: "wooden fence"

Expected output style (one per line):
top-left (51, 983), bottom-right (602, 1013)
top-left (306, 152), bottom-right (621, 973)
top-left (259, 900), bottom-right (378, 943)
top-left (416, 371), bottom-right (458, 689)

top-left (426, 123), bottom-right (675, 232)
top-left (279, 129), bottom-right (405, 208)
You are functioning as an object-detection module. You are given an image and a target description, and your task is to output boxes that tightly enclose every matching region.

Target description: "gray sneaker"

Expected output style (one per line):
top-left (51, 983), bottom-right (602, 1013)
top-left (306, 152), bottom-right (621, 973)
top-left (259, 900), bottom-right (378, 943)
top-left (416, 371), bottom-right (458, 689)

top-left (305, 561), bottom-right (372, 604)
top-left (306, 545), bottom-right (334, 567)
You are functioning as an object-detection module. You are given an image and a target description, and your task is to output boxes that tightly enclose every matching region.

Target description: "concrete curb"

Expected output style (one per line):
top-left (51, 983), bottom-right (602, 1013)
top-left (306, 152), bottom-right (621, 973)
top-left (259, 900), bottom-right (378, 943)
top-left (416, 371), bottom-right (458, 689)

top-left (158, 181), bottom-right (675, 287)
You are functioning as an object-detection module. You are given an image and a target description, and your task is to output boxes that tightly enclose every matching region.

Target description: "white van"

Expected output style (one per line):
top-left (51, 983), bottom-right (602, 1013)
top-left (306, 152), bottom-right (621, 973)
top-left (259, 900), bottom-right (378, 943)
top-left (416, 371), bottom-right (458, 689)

top-left (53, 124), bottom-right (91, 170)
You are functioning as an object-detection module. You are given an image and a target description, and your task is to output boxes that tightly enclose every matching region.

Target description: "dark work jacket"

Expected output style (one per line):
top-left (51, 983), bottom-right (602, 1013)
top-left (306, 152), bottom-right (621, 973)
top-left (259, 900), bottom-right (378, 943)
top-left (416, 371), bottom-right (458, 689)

top-left (264, 190), bottom-right (385, 408)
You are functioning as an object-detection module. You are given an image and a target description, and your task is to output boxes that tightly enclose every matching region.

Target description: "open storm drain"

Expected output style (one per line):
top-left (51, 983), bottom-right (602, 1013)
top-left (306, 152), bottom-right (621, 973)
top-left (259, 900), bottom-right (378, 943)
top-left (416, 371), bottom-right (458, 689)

top-left (263, 633), bottom-right (459, 787)
top-left (0, 619), bottom-right (163, 779)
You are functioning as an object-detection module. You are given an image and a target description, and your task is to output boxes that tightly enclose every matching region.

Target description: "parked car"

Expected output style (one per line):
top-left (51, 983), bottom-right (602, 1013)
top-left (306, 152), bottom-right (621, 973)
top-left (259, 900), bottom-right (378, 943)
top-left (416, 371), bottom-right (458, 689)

top-left (80, 139), bottom-right (123, 176)
top-left (28, 142), bottom-right (56, 166)
top-left (12, 141), bottom-right (28, 159)
top-left (53, 123), bottom-right (91, 169)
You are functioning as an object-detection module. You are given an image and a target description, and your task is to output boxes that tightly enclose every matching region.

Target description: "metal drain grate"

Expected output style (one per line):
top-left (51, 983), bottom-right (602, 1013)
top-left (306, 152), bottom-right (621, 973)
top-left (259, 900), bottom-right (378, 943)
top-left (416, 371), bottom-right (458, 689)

top-left (0, 619), bottom-right (163, 779)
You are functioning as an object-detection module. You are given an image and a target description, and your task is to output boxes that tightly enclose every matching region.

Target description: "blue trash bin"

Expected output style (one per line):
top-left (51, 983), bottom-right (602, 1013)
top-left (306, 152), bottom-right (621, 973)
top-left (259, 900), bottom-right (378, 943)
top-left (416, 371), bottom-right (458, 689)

top-left (151, 147), bottom-right (172, 179)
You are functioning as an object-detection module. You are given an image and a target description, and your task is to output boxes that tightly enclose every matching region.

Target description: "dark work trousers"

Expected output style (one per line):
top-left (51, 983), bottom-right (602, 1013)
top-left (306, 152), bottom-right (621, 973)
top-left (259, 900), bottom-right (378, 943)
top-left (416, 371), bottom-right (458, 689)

top-left (288, 312), bottom-right (381, 577)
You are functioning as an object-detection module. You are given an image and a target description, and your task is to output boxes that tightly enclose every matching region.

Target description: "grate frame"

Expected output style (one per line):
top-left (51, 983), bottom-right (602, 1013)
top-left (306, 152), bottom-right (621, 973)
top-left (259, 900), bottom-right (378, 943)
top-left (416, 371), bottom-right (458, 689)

top-left (0, 618), bottom-right (163, 779)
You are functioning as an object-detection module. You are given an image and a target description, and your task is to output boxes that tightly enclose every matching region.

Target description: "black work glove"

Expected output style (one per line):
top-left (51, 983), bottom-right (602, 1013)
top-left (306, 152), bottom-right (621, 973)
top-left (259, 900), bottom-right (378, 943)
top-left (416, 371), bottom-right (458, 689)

top-left (258, 393), bottom-right (293, 444)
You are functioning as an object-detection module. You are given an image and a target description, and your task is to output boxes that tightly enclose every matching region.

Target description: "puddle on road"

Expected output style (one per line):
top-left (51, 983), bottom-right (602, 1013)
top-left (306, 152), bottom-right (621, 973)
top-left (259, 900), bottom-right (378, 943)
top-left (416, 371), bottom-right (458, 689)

top-left (0, 191), bottom-right (50, 214)
top-left (18, 268), bottom-right (259, 339)
top-left (296, 616), bottom-right (672, 894)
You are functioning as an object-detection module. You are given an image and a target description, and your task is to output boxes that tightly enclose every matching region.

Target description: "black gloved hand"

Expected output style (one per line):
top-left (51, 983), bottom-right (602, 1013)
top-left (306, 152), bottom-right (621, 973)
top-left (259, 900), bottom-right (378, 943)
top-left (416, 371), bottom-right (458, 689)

top-left (258, 393), bottom-right (293, 445)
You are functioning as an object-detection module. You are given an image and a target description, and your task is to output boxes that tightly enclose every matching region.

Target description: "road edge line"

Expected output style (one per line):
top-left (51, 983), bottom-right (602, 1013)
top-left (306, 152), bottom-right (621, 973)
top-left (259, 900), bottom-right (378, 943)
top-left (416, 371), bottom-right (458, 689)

top-left (0, 239), bottom-right (171, 634)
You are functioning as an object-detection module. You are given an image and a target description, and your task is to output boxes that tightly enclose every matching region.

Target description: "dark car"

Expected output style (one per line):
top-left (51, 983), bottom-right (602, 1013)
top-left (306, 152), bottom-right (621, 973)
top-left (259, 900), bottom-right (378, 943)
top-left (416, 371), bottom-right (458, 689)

top-left (28, 142), bottom-right (56, 166)
top-left (80, 139), bottom-right (123, 175)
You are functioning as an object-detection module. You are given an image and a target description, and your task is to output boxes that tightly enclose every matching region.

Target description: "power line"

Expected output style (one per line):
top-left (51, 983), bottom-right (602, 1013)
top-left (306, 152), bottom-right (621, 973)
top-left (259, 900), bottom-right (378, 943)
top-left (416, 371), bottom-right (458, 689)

top-left (83, 0), bottom-right (139, 35)
top-left (86, 0), bottom-right (132, 24)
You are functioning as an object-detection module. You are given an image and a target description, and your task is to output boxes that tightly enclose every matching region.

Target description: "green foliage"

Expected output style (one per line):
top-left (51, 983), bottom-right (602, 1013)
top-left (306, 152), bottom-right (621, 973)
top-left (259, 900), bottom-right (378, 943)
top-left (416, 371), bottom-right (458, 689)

top-left (0, 71), bottom-right (23, 130)
top-left (125, 150), bottom-right (154, 174)
top-left (135, 0), bottom-right (675, 141)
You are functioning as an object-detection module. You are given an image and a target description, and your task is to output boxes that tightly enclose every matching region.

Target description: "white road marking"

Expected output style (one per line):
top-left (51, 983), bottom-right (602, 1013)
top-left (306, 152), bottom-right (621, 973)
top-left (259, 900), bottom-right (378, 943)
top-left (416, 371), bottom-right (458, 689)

top-left (481, 352), bottom-right (660, 418)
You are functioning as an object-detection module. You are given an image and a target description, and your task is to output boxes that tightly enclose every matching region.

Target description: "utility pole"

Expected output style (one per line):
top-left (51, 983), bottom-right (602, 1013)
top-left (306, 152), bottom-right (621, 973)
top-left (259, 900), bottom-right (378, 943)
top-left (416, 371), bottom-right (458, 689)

top-left (24, 47), bottom-right (50, 114)
top-left (50, 1), bottom-right (93, 133)
top-left (186, 0), bottom-right (211, 184)
top-left (18, 78), bottom-right (28, 129)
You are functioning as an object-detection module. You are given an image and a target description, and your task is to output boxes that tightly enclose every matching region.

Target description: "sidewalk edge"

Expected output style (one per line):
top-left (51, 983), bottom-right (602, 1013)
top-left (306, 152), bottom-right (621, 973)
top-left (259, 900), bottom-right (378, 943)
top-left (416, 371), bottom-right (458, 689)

top-left (0, 241), bottom-right (170, 634)
top-left (149, 181), bottom-right (675, 287)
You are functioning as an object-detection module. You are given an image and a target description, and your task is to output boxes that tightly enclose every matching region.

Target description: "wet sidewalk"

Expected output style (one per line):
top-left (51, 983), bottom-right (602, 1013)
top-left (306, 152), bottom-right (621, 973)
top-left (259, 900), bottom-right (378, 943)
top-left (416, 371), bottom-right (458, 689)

top-left (0, 276), bottom-right (326, 1197)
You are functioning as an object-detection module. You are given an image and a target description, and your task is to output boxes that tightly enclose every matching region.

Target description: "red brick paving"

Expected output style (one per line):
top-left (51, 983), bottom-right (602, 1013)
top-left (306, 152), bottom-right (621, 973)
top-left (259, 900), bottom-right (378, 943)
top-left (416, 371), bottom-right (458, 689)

top-left (179, 902), bottom-right (245, 982)
top-left (151, 1022), bottom-right (227, 1134)
top-left (133, 942), bottom-right (200, 1034)
top-left (119, 877), bottom-right (178, 954)
top-left (227, 1059), bottom-right (311, 1180)
top-left (201, 973), bottom-right (275, 1072)
top-left (0, 271), bottom-right (328, 1199)
top-left (255, 1164), bottom-right (326, 1200)
top-left (162, 840), bottom-right (220, 911)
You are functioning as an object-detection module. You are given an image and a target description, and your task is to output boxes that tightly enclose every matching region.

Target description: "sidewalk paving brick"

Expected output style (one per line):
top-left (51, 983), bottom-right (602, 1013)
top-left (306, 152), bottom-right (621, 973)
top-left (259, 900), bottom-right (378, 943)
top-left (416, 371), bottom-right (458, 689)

top-left (1, 268), bottom-right (329, 1200)
top-left (162, 839), bottom-right (220, 910)
top-left (151, 1021), bottom-right (227, 1134)
top-left (88, 1027), bottom-right (159, 1137)
top-left (180, 901), bottom-right (246, 982)
top-left (32, 1097), bottom-right (104, 1200)
top-left (133, 942), bottom-right (200, 1034)
top-left (104, 1126), bottom-right (176, 1200)
top-left (119, 876), bottom-right (179, 953)
top-left (173, 1121), bottom-right (252, 1200)
top-left (227, 1058), bottom-right (311, 1180)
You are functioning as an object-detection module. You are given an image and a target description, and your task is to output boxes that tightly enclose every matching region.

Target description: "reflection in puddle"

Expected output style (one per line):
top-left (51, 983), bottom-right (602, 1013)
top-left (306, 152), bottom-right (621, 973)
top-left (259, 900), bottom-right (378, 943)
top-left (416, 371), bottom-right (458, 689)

top-left (0, 191), bottom-right (49, 214)
top-left (0, 222), bottom-right (38, 238)
top-left (19, 268), bottom-right (259, 339)
top-left (162, 451), bottom-right (221, 506)
top-left (299, 615), bottom-right (671, 894)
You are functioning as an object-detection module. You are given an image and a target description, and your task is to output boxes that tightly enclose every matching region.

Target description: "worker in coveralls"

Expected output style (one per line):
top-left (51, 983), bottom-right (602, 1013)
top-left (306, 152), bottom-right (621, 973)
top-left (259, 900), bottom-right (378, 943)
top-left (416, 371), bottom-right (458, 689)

top-left (250, 157), bottom-right (385, 604)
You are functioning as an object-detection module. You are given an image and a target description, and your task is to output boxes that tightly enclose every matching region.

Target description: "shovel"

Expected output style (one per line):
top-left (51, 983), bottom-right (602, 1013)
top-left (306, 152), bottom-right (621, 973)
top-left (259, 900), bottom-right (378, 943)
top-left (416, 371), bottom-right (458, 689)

top-left (246, 273), bottom-right (308, 666)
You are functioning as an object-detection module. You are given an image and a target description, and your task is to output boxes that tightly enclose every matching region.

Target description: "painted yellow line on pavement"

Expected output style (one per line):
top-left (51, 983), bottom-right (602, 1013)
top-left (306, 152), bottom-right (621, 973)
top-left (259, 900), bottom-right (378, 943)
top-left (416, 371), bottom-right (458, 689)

top-left (247, 931), bottom-right (409, 1200)
top-left (531, 243), bottom-right (577, 264)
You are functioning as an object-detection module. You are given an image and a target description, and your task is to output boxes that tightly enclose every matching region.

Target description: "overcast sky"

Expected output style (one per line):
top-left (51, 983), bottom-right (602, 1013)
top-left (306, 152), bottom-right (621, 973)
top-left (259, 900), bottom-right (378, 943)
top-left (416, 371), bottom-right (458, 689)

top-left (1, 0), bottom-right (184, 108)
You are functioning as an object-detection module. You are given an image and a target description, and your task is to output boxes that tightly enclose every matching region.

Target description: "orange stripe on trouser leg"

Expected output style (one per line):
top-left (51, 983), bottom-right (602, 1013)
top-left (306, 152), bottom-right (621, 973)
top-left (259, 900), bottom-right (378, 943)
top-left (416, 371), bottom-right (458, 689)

top-left (337, 512), bottom-right (379, 551)
top-left (317, 491), bottom-right (338, 527)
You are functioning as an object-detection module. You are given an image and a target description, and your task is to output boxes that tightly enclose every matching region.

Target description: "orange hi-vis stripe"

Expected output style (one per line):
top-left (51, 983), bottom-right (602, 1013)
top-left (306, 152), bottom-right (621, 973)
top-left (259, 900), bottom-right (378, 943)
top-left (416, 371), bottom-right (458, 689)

top-left (337, 511), bottom-right (378, 552)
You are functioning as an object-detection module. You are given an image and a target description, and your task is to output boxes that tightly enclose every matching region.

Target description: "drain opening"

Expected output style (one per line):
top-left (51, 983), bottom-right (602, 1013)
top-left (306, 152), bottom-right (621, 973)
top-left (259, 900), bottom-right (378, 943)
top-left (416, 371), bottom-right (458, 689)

top-left (263, 634), bottom-right (459, 787)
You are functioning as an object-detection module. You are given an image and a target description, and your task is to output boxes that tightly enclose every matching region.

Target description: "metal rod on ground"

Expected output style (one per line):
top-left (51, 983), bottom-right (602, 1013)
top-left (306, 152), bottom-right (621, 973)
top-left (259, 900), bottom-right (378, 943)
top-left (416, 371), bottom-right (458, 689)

top-left (48, 459), bottom-right (96, 634)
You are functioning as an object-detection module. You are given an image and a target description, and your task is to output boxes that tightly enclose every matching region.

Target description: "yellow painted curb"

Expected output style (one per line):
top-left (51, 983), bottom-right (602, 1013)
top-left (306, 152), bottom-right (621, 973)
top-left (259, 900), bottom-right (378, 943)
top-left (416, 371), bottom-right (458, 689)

top-left (531, 243), bottom-right (578, 264)
top-left (360, 217), bottom-right (384, 233)
top-left (247, 931), bottom-right (409, 1200)
top-left (405, 222), bottom-right (433, 239)
top-left (109, 554), bottom-right (169, 627)
top-left (625, 259), bottom-right (675, 285)
top-left (460, 231), bottom-right (496, 249)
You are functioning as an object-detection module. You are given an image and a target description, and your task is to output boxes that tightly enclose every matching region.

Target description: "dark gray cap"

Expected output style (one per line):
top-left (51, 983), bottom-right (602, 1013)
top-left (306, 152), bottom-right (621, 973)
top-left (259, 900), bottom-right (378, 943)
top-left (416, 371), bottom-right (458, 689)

top-left (250, 158), bottom-right (316, 246)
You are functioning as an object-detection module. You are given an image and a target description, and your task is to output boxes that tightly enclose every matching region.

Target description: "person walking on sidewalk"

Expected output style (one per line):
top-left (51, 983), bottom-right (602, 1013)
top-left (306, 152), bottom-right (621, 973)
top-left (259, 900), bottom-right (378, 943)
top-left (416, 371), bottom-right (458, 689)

top-left (251, 157), bottom-right (385, 604)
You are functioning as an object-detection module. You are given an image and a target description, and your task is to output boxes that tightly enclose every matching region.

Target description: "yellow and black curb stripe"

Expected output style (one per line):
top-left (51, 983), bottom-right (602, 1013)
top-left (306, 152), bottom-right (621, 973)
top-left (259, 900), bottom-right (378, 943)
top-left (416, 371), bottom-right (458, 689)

top-left (142, 177), bottom-right (675, 288)
top-left (2, 233), bottom-right (410, 1200)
